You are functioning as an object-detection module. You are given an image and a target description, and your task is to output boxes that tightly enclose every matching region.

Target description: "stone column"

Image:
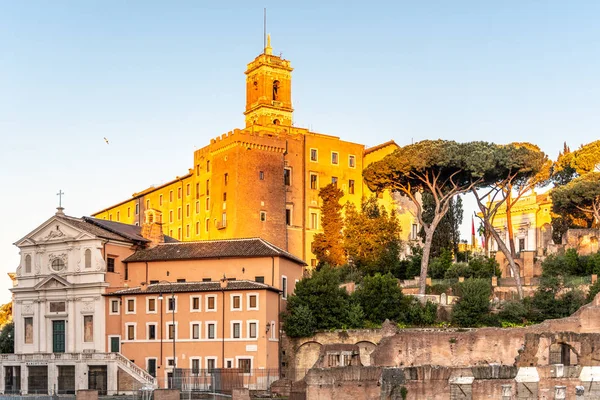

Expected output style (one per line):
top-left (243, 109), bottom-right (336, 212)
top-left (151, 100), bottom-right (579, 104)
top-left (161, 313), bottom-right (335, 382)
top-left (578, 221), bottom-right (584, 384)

top-left (575, 386), bottom-right (584, 400)
top-left (21, 365), bottom-right (29, 395)
top-left (501, 384), bottom-right (512, 400)
top-left (554, 385), bottom-right (566, 399)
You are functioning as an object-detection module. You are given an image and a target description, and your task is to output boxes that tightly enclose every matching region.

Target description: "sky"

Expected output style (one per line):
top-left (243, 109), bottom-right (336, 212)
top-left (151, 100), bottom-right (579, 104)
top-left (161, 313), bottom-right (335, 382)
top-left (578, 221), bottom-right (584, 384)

top-left (1, 1), bottom-right (599, 303)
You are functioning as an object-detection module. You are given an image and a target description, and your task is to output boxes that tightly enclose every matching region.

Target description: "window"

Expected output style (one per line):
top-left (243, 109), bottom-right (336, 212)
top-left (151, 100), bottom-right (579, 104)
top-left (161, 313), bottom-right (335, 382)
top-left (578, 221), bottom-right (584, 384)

top-left (127, 299), bottom-right (135, 313)
top-left (349, 179), bottom-right (355, 194)
top-left (196, 201), bottom-right (200, 214)
top-left (331, 152), bottom-right (339, 165)
top-left (196, 164), bottom-right (200, 175)
top-left (249, 322), bottom-right (257, 339)
top-left (191, 297), bottom-right (200, 311)
top-left (169, 191), bottom-right (173, 202)
top-left (519, 238), bottom-right (525, 252)
top-left (248, 294), bottom-right (258, 310)
top-left (310, 212), bottom-right (318, 230)
top-left (124, 264), bottom-right (129, 281)
top-left (148, 324), bottom-right (156, 340)
top-left (177, 278), bottom-right (186, 283)
top-left (238, 358), bottom-right (251, 373)
top-left (110, 300), bottom-right (119, 314)
top-left (207, 358), bottom-right (216, 372)
top-left (270, 321), bottom-right (276, 339)
top-left (232, 322), bottom-right (241, 338)
top-left (195, 183), bottom-right (200, 199)
top-left (259, 171), bottom-right (264, 180)
top-left (260, 211), bottom-right (267, 222)
top-left (232, 295), bottom-right (241, 310)
top-left (107, 257), bottom-right (115, 273)
top-left (84, 316), bottom-right (93, 342)
top-left (224, 173), bottom-right (228, 185)
top-left (331, 176), bottom-right (338, 186)
top-left (195, 222), bottom-right (200, 235)
top-left (167, 297), bottom-right (176, 312)
top-left (109, 214), bottom-right (112, 221)
top-left (128, 207), bottom-right (131, 218)
top-left (221, 212), bottom-right (227, 227)
top-left (207, 323), bottom-right (216, 339)
top-left (285, 208), bottom-right (292, 226)
top-left (146, 200), bottom-right (150, 209)
top-left (136, 203), bottom-right (139, 215)
top-left (147, 359), bottom-right (157, 377)
top-left (24, 317), bottom-right (33, 344)
top-left (284, 168), bottom-right (291, 186)
top-left (159, 194), bottom-right (163, 206)
top-left (25, 255), bottom-right (32, 273)
top-left (186, 224), bottom-right (190, 238)
top-left (411, 224), bottom-right (418, 240)
top-left (206, 160), bottom-right (210, 172)
top-left (223, 192), bottom-right (227, 202)
top-left (202, 278), bottom-right (212, 282)
top-left (84, 249), bottom-right (91, 268)
top-left (169, 211), bottom-right (173, 223)
top-left (116, 211), bottom-right (120, 221)
top-left (206, 180), bottom-right (210, 196)
top-left (311, 259), bottom-right (317, 267)
top-left (147, 298), bottom-right (156, 313)
top-left (206, 197), bottom-right (210, 211)
top-left (127, 325), bottom-right (135, 340)
top-left (255, 276), bottom-right (264, 283)
top-left (177, 208), bottom-right (181, 220)
top-left (207, 296), bottom-right (216, 311)
top-left (178, 228), bottom-right (181, 240)
top-left (226, 360), bottom-right (233, 368)
top-left (282, 276), bottom-right (288, 299)
top-left (349, 155), bottom-right (356, 168)
top-left (168, 324), bottom-right (176, 340)
top-left (177, 187), bottom-right (182, 199)
top-left (192, 323), bottom-right (200, 339)
top-left (50, 302), bottom-right (65, 312)
top-left (186, 204), bottom-right (190, 217)
top-left (191, 359), bottom-right (200, 375)
top-left (310, 148), bottom-right (318, 162)
top-left (310, 173), bottom-right (318, 190)
top-left (186, 184), bottom-right (190, 196)
top-left (205, 218), bottom-right (209, 232)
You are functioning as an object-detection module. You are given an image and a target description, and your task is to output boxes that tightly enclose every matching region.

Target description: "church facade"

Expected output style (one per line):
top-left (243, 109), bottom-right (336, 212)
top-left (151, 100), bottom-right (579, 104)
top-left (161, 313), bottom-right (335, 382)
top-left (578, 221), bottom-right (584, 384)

top-left (92, 38), bottom-right (416, 266)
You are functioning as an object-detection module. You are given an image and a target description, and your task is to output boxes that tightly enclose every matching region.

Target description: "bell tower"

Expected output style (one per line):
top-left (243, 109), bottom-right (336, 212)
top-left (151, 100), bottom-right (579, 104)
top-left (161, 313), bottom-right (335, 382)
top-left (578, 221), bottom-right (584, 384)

top-left (244, 35), bottom-right (293, 127)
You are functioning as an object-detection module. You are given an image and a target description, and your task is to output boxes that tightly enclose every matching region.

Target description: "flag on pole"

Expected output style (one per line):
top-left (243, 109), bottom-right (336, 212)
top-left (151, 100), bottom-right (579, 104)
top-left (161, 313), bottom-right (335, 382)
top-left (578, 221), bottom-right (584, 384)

top-left (471, 216), bottom-right (476, 247)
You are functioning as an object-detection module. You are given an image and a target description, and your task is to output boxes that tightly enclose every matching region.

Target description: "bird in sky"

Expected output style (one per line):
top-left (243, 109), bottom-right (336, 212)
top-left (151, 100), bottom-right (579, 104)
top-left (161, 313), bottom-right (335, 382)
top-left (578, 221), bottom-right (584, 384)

top-left (104, 137), bottom-right (109, 145)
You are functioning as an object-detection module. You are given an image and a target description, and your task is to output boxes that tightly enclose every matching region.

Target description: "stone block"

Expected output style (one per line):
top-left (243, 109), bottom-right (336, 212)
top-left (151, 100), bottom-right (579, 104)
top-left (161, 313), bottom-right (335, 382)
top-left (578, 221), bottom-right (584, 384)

top-left (153, 389), bottom-right (180, 400)
top-left (76, 390), bottom-right (98, 400)
top-left (232, 388), bottom-right (251, 400)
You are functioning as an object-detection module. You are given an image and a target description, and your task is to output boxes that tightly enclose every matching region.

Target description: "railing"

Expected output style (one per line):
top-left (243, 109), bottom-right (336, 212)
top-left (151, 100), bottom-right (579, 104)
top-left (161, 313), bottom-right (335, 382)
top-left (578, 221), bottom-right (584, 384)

top-left (113, 353), bottom-right (157, 386)
top-left (155, 368), bottom-right (280, 393)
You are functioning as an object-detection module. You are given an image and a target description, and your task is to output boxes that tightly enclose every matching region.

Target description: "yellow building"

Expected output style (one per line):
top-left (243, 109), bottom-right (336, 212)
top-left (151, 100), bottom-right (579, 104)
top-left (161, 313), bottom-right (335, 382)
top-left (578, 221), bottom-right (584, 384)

top-left (93, 38), bottom-right (415, 265)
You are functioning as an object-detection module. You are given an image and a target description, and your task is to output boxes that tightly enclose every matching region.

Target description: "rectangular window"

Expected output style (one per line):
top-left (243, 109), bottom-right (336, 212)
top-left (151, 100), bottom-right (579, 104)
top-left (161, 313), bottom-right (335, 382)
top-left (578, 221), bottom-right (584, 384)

top-left (249, 322), bottom-right (257, 339)
top-left (178, 187), bottom-right (182, 199)
top-left (146, 200), bottom-right (150, 209)
top-left (331, 152), bottom-right (339, 165)
top-left (169, 191), bottom-right (173, 202)
top-left (191, 359), bottom-right (200, 375)
top-left (196, 183), bottom-right (200, 199)
top-left (168, 324), bottom-right (175, 340)
top-left (192, 323), bottom-right (200, 339)
top-left (207, 296), bottom-right (216, 311)
top-left (169, 210), bottom-right (173, 223)
top-left (285, 209), bottom-right (291, 226)
top-left (259, 171), bottom-right (265, 180)
top-left (136, 203), bottom-right (139, 215)
top-left (260, 211), bottom-right (267, 222)
top-left (128, 207), bottom-right (131, 218)
top-left (127, 299), bottom-right (135, 313)
top-left (178, 227), bottom-right (181, 240)
top-left (186, 184), bottom-right (190, 196)
top-left (205, 218), bottom-right (209, 232)
top-left (310, 213), bottom-right (318, 230)
top-left (233, 322), bottom-right (241, 338)
top-left (24, 317), bottom-right (33, 344)
top-left (310, 174), bottom-right (318, 190)
top-left (221, 212), bottom-right (227, 228)
top-left (116, 211), bottom-right (120, 222)
top-left (107, 257), bottom-right (115, 273)
top-left (206, 197), bottom-right (210, 211)
top-left (84, 316), bottom-right (93, 342)
top-left (284, 168), bottom-right (291, 186)
top-left (207, 323), bottom-right (215, 339)
top-left (206, 180), bottom-right (210, 196)
top-left (124, 264), bottom-right (129, 281)
top-left (331, 176), bottom-right (338, 186)
top-left (519, 238), bottom-right (525, 252)
top-left (167, 297), bottom-right (176, 312)
top-left (207, 359), bottom-right (216, 372)
top-left (191, 297), bottom-right (200, 311)
top-left (177, 278), bottom-right (186, 283)
top-left (127, 325), bottom-right (135, 340)
top-left (206, 160), bottom-right (210, 172)
top-left (186, 204), bottom-right (190, 217)
top-left (255, 276), bottom-right (264, 283)
top-left (248, 294), bottom-right (258, 309)
top-left (232, 295), bottom-right (241, 310)
top-left (349, 155), bottom-right (356, 168)
top-left (186, 224), bottom-right (190, 238)
top-left (282, 277), bottom-right (288, 299)
top-left (111, 300), bottom-right (119, 314)
top-left (349, 179), bottom-right (355, 194)
top-left (148, 298), bottom-right (156, 313)
top-left (148, 324), bottom-right (156, 340)
top-left (147, 359), bottom-right (157, 377)
top-left (196, 201), bottom-right (200, 214)
top-left (238, 358), bottom-right (251, 373)
top-left (310, 148), bottom-right (318, 162)
top-left (177, 207), bottom-right (181, 220)
top-left (159, 195), bottom-right (163, 206)
top-left (411, 224), bottom-right (418, 240)
top-left (224, 173), bottom-right (228, 185)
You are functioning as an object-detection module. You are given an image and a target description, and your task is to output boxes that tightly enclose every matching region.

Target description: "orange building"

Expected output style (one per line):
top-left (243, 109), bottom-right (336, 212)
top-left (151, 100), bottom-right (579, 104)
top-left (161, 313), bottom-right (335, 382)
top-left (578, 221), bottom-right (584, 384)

top-left (92, 38), bottom-right (413, 266)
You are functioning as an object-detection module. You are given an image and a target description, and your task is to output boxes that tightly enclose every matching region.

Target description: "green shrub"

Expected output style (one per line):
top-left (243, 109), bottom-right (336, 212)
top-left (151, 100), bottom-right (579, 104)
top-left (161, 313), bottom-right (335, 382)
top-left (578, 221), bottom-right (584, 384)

top-left (353, 273), bottom-right (404, 323)
top-left (498, 300), bottom-right (530, 324)
top-left (282, 305), bottom-right (316, 338)
top-left (451, 278), bottom-right (492, 327)
top-left (587, 279), bottom-right (600, 303)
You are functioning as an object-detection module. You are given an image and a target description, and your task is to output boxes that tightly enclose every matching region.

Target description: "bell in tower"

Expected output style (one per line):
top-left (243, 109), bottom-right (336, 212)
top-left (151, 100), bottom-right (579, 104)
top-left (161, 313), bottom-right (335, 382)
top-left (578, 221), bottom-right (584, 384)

top-left (244, 35), bottom-right (294, 127)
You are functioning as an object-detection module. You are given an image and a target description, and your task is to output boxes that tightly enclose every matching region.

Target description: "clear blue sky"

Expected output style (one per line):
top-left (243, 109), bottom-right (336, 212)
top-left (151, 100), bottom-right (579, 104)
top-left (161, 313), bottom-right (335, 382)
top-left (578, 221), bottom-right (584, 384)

top-left (1, 1), bottom-right (599, 303)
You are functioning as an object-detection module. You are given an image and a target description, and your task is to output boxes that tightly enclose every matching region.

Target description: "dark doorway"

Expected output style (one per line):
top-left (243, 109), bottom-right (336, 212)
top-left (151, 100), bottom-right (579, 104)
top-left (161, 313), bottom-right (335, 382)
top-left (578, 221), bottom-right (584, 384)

top-left (4, 366), bottom-right (21, 394)
top-left (110, 337), bottom-right (120, 353)
top-left (58, 366), bottom-right (75, 394)
top-left (88, 366), bottom-right (107, 395)
top-left (28, 366), bottom-right (48, 394)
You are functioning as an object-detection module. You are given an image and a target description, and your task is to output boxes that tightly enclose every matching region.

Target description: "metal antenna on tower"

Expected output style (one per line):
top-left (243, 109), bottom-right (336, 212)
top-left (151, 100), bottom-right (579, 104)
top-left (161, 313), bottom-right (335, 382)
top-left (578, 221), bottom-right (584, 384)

top-left (263, 8), bottom-right (267, 51)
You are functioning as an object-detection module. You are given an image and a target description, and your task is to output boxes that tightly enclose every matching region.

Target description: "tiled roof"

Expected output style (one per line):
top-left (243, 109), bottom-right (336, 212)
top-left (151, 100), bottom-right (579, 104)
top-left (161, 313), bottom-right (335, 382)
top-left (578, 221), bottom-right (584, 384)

top-left (364, 140), bottom-right (399, 155)
top-left (56, 215), bottom-right (134, 243)
top-left (106, 280), bottom-right (281, 295)
top-left (123, 238), bottom-right (306, 265)
top-left (83, 217), bottom-right (178, 244)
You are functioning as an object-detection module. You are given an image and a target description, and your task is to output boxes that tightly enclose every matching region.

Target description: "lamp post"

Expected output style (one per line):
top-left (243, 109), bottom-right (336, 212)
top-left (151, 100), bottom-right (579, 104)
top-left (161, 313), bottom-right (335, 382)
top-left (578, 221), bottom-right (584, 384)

top-left (157, 280), bottom-right (176, 387)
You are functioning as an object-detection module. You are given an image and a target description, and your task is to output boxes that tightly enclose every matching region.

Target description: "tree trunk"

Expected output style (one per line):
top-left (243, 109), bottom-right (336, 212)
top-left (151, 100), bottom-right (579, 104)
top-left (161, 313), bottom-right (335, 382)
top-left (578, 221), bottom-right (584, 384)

top-left (419, 228), bottom-right (435, 295)
top-left (487, 222), bottom-right (524, 299)
top-left (506, 191), bottom-right (517, 258)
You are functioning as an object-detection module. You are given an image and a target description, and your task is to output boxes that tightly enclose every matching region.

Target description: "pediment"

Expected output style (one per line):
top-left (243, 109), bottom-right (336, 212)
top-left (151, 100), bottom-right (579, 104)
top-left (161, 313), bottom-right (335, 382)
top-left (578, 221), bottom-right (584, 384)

top-left (15, 215), bottom-right (94, 247)
top-left (34, 274), bottom-right (72, 290)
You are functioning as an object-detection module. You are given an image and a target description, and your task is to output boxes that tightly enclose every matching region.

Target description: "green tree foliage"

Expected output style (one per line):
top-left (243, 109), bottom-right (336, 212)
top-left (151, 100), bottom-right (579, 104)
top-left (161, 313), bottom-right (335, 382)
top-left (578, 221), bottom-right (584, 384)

top-left (403, 298), bottom-right (438, 326)
top-left (312, 184), bottom-right (346, 267)
top-left (401, 245), bottom-right (423, 280)
top-left (344, 197), bottom-right (403, 275)
top-left (471, 143), bottom-right (551, 299)
top-left (364, 140), bottom-right (501, 295)
top-left (551, 143), bottom-right (578, 186)
top-left (353, 273), bottom-right (404, 323)
top-left (541, 250), bottom-right (600, 277)
top-left (498, 300), bottom-right (530, 324)
top-left (551, 172), bottom-right (600, 228)
top-left (530, 276), bottom-right (586, 321)
top-left (451, 279), bottom-right (492, 327)
top-left (282, 305), bottom-right (316, 338)
top-left (0, 322), bottom-right (14, 353)
top-left (428, 248), bottom-right (454, 279)
top-left (418, 193), bottom-right (463, 259)
top-left (283, 266), bottom-right (358, 337)
top-left (443, 255), bottom-right (501, 279)
top-left (588, 279), bottom-right (600, 303)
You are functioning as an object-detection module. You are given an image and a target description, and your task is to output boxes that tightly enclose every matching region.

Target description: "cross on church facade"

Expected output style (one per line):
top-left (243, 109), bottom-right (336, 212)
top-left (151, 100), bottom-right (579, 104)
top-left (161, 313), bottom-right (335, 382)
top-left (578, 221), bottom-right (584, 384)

top-left (57, 190), bottom-right (64, 208)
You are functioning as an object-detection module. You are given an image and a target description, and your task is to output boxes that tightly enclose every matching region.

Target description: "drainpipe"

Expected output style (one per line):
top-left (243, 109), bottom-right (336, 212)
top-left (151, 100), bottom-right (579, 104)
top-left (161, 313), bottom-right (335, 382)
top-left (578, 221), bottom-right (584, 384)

top-left (277, 291), bottom-right (281, 378)
top-left (221, 288), bottom-right (225, 368)
top-left (271, 257), bottom-right (275, 287)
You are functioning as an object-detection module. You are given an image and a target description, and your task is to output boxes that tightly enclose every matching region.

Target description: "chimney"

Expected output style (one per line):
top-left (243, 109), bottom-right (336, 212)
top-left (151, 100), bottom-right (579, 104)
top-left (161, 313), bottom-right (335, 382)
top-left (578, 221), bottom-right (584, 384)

top-left (140, 282), bottom-right (148, 292)
top-left (220, 274), bottom-right (228, 289)
top-left (141, 209), bottom-right (165, 247)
